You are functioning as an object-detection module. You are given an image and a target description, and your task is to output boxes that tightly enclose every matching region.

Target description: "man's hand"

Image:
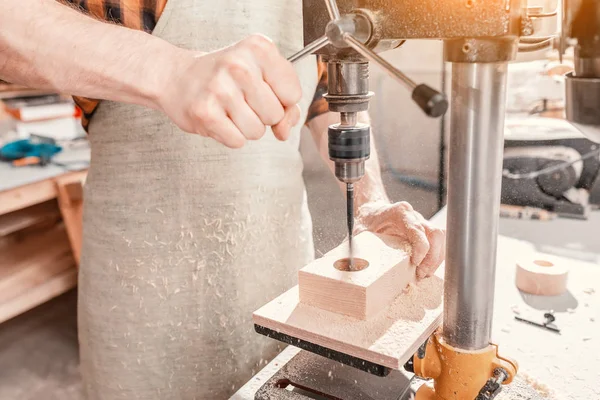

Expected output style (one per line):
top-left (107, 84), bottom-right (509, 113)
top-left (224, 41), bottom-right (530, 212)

top-left (159, 35), bottom-right (303, 148)
top-left (355, 201), bottom-right (445, 279)
top-left (1, 0), bottom-right (302, 149)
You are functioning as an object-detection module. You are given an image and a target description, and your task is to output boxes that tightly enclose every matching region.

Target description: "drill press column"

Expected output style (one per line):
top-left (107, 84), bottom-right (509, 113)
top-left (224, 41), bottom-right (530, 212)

top-left (412, 40), bottom-right (517, 399)
top-left (443, 62), bottom-right (508, 350)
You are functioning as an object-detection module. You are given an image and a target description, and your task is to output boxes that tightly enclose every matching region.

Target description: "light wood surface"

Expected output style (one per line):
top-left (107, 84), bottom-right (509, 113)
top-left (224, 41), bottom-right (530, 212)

top-left (0, 179), bottom-right (57, 216)
top-left (54, 171), bottom-right (86, 265)
top-left (254, 232), bottom-right (444, 371)
top-left (0, 200), bottom-right (60, 237)
top-left (515, 255), bottom-right (569, 296)
top-left (0, 165), bottom-right (86, 324)
top-left (0, 224), bottom-right (73, 304)
top-left (0, 268), bottom-right (77, 324)
top-left (299, 232), bottom-right (414, 320)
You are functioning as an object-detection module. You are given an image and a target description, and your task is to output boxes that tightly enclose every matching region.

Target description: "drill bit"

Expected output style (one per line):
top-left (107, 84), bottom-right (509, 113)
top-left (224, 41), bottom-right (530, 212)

top-left (346, 183), bottom-right (355, 270)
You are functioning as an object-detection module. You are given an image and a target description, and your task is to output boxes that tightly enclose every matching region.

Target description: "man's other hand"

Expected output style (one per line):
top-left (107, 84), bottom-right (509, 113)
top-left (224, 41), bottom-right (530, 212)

top-left (355, 201), bottom-right (446, 279)
top-left (159, 34), bottom-right (302, 148)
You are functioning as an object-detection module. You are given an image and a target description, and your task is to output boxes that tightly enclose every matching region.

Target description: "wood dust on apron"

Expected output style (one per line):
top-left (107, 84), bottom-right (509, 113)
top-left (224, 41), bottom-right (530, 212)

top-left (78, 1), bottom-right (319, 398)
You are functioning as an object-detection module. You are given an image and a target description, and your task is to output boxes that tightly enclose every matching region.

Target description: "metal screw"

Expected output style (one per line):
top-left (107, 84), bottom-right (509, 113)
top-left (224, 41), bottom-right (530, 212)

top-left (543, 312), bottom-right (556, 324)
top-left (521, 17), bottom-right (534, 36)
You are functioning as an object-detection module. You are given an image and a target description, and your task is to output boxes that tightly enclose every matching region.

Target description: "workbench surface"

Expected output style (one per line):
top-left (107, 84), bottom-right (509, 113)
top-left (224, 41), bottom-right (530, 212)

top-left (233, 210), bottom-right (600, 400)
top-left (0, 144), bottom-right (90, 193)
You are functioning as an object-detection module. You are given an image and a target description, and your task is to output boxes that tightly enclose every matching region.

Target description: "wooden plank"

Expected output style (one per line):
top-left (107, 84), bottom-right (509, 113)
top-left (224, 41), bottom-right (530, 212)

top-left (0, 223), bottom-right (71, 281)
top-left (298, 232), bottom-right (414, 320)
top-left (0, 267), bottom-right (77, 324)
top-left (0, 200), bottom-right (61, 237)
top-left (54, 171), bottom-right (86, 265)
top-left (0, 179), bottom-right (57, 215)
top-left (253, 236), bottom-right (444, 370)
top-left (0, 251), bottom-right (73, 304)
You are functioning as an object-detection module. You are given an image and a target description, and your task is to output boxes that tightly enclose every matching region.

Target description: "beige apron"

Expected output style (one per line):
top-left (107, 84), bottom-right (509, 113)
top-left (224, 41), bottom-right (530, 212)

top-left (78, 1), bottom-right (318, 398)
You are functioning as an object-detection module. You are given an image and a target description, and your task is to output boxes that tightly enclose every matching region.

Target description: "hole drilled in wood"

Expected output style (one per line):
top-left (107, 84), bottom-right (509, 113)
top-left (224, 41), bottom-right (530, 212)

top-left (334, 257), bottom-right (369, 272)
top-left (534, 260), bottom-right (554, 267)
top-left (275, 379), bottom-right (291, 389)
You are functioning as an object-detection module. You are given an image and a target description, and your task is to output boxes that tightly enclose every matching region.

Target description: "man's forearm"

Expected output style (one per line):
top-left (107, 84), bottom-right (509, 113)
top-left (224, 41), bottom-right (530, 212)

top-left (0, 0), bottom-right (180, 109)
top-left (307, 111), bottom-right (390, 211)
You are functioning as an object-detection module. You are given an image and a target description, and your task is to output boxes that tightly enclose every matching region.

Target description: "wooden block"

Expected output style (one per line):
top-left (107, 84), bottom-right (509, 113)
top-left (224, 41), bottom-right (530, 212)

top-left (299, 232), bottom-right (414, 320)
top-left (253, 234), bottom-right (444, 370)
top-left (516, 255), bottom-right (569, 296)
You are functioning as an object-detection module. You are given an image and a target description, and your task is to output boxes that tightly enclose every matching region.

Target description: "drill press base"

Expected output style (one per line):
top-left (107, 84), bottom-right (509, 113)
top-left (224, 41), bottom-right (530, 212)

top-left (252, 349), bottom-right (550, 400)
top-left (254, 350), bottom-right (413, 400)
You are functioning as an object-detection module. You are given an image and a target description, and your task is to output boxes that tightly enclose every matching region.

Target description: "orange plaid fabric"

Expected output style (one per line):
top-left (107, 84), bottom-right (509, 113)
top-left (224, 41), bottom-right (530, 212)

top-left (63, 0), bottom-right (329, 130)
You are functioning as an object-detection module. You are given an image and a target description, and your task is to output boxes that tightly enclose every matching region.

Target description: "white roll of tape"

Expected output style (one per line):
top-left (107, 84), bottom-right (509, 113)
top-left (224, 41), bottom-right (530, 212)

top-left (516, 256), bottom-right (569, 296)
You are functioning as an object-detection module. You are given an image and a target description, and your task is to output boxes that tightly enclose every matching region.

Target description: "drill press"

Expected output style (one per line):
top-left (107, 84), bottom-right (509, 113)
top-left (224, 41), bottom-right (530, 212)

top-left (250, 0), bottom-right (595, 398)
top-left (289, 2), bottom-right (448, 267)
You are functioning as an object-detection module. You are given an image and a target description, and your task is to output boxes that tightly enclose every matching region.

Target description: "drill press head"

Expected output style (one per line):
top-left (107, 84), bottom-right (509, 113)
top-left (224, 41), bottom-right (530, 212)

top-left (328, 119), bottom-right (370, 184)
top-left (325, 61), bottom-right (373, 185)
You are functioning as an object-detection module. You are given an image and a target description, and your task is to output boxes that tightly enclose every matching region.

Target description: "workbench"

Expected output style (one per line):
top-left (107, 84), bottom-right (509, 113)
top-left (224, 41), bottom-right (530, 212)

top-left (0, 142), bottom-right (89, 324)
top-left (233, 210), bottom-right (600, 400)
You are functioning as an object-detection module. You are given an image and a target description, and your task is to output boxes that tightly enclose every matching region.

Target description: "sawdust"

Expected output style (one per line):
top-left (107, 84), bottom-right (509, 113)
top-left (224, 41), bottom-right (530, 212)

top-left (519, 372), bottom-right (556, 399)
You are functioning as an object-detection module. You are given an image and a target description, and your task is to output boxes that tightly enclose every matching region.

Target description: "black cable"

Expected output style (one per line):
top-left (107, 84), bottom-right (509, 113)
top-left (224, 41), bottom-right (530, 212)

top-left (503, 147), bottom-right (600, 179)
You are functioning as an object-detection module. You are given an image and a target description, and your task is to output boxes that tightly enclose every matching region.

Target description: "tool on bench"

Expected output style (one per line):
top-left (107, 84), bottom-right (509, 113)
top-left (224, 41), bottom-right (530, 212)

top-left (248, 0), bottom-right (600, 399)
top-left (515, 311), bottom-right (561, 334)
top-left (501, 123), bottom-right (600, 219)
top-left (0, 137), bottom-right (62, 167)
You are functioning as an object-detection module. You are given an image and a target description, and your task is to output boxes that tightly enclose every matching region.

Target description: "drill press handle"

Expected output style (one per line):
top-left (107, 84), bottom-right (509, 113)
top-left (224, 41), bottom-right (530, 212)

top-left (288, 10), bottom-right (448, 119)
top-left (342, 34), bottom-right (448, 118)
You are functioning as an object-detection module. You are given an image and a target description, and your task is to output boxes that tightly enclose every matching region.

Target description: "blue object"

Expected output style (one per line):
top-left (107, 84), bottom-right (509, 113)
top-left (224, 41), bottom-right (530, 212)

top-left (0, 139), bottom-right (62, 161)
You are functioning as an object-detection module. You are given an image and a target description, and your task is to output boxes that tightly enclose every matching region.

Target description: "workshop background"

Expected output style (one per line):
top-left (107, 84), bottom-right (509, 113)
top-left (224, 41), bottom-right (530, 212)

top-left (1, 0), bottom-right (599, 398)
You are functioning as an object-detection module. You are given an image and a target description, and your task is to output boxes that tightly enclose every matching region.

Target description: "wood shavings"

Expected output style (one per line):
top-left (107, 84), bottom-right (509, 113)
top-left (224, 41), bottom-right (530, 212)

top-left (519, 372), bottom-right (555, 399)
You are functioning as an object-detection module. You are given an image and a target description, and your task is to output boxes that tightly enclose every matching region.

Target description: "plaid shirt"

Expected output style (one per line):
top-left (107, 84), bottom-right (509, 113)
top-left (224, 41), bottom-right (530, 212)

top-left (64, 0), bottom-right (329, 130)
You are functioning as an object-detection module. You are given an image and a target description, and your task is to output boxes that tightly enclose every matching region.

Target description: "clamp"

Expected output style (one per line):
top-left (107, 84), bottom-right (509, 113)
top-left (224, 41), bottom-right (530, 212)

top-left (406, 330), bottom-right (518, 400)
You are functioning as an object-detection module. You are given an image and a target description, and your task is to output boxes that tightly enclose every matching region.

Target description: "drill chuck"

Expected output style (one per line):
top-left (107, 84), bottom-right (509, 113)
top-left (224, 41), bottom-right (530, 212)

top-left (328, 123), bottom-right (370, 183)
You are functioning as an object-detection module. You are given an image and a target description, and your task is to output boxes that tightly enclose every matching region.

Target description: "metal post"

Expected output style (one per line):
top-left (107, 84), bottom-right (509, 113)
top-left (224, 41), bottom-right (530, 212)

top-left (442, 62), bottom-right (508, 350)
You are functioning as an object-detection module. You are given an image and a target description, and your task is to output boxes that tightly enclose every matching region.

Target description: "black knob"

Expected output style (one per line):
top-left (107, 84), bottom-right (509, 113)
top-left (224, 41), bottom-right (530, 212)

top-left (411, 84), bottom-right (449, 118)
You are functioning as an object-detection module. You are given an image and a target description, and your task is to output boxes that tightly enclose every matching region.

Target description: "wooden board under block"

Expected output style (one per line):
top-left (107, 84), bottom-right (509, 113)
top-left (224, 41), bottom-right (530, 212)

top-left (299, 232), bottom-right (414, 320)
top-left (254, 273), bottom-right (443, 370)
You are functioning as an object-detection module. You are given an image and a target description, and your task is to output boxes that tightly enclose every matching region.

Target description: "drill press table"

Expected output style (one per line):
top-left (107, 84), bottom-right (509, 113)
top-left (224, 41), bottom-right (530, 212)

top-left (232, 209), bottom-right (600, 400)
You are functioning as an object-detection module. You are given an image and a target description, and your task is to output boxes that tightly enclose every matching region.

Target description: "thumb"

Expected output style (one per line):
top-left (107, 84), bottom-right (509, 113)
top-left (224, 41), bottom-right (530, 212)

top-left (272, 104), bottom-right (301, 141)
